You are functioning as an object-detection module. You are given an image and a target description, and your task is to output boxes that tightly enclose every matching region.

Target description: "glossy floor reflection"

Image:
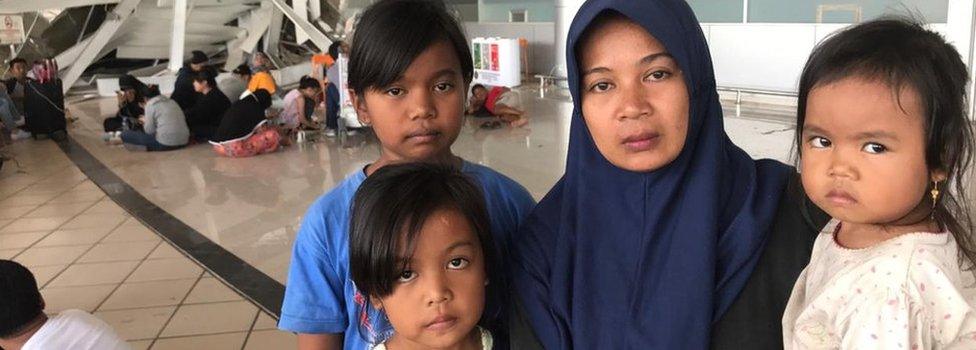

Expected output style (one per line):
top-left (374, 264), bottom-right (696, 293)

top-left (59, 86), bottom-right (797, 283)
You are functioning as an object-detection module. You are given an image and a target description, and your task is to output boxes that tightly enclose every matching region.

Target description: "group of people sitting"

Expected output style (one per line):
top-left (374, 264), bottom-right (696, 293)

top-left (99, 50), bottom-right (342, 157)
top-left (1, 58), bottom-right (68, 145)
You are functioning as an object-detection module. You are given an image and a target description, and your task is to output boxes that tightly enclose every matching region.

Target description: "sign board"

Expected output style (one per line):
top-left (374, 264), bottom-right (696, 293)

top-left (472, 37), bottom-right (521, 87)
top-left (0, 14), bottom-right (26, 45)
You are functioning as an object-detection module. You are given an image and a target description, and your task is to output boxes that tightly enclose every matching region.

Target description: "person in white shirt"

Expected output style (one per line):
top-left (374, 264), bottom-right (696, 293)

top-left (782, 18), bottom-right (976, 349)
top-left (0, 260), bottom-right (130, 350)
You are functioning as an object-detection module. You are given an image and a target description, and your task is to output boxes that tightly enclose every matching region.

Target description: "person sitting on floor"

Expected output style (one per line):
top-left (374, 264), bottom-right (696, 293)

top-left (217, 64), bottom-right (251, 104)
top-left (247, 52), bottom-right (278, 96)
top-left (213, 89), bottom-right (274, 143)
top-left (279, 76), bottom-right (321, 133)
top-left (119, 85), bottom-right (189, 152)
top-left (171, 50), bottom-right (218, 110)
top-left (467, 83), bottom-right (528, 127)
top-left (210, 89), bottom-right (282, 157)
top-left (185, 70), bottom-right (231, 141)
top-left (3, 58), bottom-right (29, 116)
top-left (103, 75), bottom-right (146, 135)
top-left (0, 81), bottom-right (29, 141)
top-left (0, 260), bottom-right (130, 350)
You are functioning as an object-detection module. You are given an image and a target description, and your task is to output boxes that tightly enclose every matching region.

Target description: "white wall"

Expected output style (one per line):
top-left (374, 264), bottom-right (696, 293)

top-left (703, 23), bottom-right (949, 93)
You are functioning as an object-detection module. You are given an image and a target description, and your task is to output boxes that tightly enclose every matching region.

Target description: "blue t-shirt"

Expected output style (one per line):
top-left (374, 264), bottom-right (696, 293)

top-left (279, 161), bottom-right (535, 350)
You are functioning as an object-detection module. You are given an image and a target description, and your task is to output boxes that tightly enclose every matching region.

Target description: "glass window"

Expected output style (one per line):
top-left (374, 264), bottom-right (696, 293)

top-left (688, 0), bottom-right (745, 23)
top-left (747, 0), bottom-right (948, 23)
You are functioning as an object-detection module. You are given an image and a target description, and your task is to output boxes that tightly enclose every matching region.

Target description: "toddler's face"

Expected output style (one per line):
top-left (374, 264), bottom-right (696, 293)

top-left (801, 76), bottom-right (937, 225)
top-left (375, 208), bottom-right (486, 349)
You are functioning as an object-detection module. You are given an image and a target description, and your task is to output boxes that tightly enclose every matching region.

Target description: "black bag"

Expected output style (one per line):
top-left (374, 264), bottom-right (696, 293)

top-left (24, 79), bottom-right (66, 137)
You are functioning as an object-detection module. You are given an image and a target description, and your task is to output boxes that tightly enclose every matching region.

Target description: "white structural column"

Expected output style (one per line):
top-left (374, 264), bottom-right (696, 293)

top-left (265, 5), bottom-right (284, 56)
top-left (168, 0), bottom-right (189, 72)
top-left (553, 0), bottom-right (584, 77)
top-left (295, 0), bottom-right (310, 44)
top-left (267, 0), bottom-right (333, 51)
top-left (60, 0), bottom-right (141, 92)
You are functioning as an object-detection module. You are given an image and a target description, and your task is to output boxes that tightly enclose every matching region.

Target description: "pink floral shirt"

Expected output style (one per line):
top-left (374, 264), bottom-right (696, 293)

top-left (783, 219), bottom-right (976, 349)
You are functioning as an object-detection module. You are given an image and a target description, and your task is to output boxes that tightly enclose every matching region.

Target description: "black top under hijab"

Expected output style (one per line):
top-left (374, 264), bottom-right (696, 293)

top-left (213, 89), bottom-right (272, 142)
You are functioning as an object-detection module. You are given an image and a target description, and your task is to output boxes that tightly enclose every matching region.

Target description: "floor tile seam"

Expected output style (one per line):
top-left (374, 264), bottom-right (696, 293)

top-left (91, 240), bottom-right (166, 311)
top-left (240, 310), bottom-right (263, 350)
top-left (10, 200), bottom-right (109, 272)
top-left (0, 162), bottom-right (76, 199)
top-left (38, 217), bottom-right (139, 290)
top-left (150, 329), bottom-right (252, 342)
top-left (55, 136), bottom-right (286, 318)
top-left (147, 271), bottom-right (207, 349)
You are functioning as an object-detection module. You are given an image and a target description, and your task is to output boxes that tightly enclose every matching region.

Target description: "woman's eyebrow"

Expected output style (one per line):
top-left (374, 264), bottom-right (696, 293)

top-left (582, 52), bottom-right (674, 78)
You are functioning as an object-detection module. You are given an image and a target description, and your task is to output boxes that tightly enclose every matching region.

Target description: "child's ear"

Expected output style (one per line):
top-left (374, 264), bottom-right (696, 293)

top-left (930, 168), bottom-right (948, 182)
top-left (351, 90), bottom-right (371, 125)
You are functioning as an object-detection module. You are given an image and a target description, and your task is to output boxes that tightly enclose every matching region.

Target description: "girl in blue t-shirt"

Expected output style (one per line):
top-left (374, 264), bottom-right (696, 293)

top-left (278, 0), bottom-right (535, 349)
top-left (349, 163), bottom-right (501, 350)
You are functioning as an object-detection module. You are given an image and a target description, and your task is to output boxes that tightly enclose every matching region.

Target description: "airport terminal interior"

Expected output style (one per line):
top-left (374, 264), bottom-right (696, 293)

top-left (1, 0), bottom-right (974, 349)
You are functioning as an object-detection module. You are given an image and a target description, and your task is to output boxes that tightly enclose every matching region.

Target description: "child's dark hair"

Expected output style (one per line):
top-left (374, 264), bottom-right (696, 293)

top-left (795, 16), bottom-right (976, 269)
top-left (348, 0), bottom-right (473, 97)
top-left (8, 58), bottom-right (26, 68)
top-left (349, 163), bottom-right (504, 340)
top-left (299, 75), bottom-right (320, 90)
top-left (0, 260), bottom-right (44, 339)
top-left (328, 41), bottom-right (344, 60)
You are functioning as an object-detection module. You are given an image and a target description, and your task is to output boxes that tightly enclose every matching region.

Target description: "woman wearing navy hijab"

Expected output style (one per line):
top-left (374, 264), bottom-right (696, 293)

top-left (511, 0), bottom-right (828, 348)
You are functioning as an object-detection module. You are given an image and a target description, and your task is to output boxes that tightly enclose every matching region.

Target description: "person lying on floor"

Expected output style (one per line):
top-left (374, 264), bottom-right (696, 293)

top-left (467, 83), bottom-right (528, 128)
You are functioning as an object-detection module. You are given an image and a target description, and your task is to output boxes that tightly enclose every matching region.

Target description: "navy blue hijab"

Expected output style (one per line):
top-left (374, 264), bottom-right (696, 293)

top-left (511, 0), bottom-right (791, 348)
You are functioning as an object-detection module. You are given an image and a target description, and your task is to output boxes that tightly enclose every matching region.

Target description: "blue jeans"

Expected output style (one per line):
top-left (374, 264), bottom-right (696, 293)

top-left (0, 94), bottom-right (20, 129)
top-left (325, 83), bottom-right (339, 129)
top-left (120, 130), bottom-right (183, 152)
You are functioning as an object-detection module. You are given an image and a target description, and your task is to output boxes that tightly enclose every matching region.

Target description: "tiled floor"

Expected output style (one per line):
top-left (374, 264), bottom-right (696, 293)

top-left (0, 141), bottom-right (296, 349)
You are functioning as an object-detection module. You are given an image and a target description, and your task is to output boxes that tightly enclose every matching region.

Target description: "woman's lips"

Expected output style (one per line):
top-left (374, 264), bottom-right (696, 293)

top-left (622, 132), bottom-right (660, 152)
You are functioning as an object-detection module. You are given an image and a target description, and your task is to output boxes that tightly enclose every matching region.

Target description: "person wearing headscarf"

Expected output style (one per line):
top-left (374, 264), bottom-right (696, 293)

top-left (510, 1), bottom-right (828, 349)
top-left (217, 64), bottom-right (251, 104)
top-left (212, 88), bottom-right (272, 142)
top-left (246, 52), bottom-right (278, 95)
top-left (120, 85), bottom-right (189, 151)
top-left (103, 75), bottom-right (146, 133)
top-left (172, 50), bottom-right (218, 110)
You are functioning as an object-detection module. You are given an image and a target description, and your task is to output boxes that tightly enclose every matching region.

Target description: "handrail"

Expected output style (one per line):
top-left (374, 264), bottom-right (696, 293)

top-left (715, 86), bottom-right (796, 105)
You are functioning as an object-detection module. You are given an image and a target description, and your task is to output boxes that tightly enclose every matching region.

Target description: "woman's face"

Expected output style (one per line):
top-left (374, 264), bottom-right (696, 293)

top-left (578, 15), bottom-right (689, 172)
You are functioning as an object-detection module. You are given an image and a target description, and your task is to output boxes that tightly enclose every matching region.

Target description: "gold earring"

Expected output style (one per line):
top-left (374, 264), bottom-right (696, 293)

top-left (931, 180), bottom-right (941, 209)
